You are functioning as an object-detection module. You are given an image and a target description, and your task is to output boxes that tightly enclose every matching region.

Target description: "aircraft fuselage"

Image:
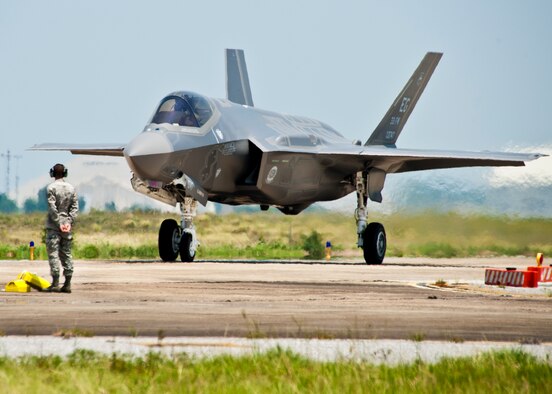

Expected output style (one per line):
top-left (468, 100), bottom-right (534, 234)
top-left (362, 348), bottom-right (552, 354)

top-left (124, 94), bottom-right (362, 213)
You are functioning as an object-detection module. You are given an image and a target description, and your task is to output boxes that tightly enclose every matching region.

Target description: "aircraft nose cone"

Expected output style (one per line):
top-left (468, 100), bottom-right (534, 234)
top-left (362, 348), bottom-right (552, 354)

top-left (124, 132), bottom-right (175, 180)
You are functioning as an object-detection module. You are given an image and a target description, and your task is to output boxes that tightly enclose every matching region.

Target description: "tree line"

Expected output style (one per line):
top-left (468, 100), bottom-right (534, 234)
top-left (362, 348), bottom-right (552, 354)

top-left (0, 187), bottom-right (86, 213)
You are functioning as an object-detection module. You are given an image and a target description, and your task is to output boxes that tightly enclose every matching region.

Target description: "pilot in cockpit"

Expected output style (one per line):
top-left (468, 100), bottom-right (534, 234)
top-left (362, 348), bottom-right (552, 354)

top-left (150, 93), bottom-right (212, 128)
top-left (182, 114), bottom-right (197, 127)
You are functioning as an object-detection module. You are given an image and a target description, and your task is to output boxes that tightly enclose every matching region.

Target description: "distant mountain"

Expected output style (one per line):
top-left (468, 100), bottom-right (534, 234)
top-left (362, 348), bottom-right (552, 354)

top-left (380, 174), bottom-right (552, 216)
top-left (18, 157), bottom-right (177, 212)
top-left (19, 146), bottom-right (552, 217)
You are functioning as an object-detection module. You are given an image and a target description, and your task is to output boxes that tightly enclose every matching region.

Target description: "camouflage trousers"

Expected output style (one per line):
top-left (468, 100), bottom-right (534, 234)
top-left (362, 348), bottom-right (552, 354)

top-left (46, 229), bottom-right (74, 277)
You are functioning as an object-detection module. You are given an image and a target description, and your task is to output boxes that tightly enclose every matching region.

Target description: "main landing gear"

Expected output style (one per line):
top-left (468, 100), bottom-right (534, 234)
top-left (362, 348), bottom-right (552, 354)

top-left (355, 172), bottom-right (386, 264)
top-left (157, 174), bottom-right (386, 264)
top-left (158, 197), bottom-right (199, 262)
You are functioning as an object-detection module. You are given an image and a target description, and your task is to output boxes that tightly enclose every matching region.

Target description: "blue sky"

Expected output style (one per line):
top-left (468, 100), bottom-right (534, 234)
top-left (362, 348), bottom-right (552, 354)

top-left (1, 0), bottom-right (551, 194)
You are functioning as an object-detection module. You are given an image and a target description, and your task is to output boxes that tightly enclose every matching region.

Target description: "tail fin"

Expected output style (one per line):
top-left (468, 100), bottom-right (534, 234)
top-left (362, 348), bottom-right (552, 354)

top-left (365, 52), bottom-right (442, 146)
top-left (225, 49), bottom-right (254, 106)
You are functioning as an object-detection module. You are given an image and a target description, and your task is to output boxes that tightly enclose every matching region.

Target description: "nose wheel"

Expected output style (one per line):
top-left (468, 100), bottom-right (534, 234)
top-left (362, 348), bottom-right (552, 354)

top-left (179, 232), bottom-right (196, 262)
top-left (158, 197), bottom-right (199, 262)
top-left (158, 219), bottom-right (180, 262)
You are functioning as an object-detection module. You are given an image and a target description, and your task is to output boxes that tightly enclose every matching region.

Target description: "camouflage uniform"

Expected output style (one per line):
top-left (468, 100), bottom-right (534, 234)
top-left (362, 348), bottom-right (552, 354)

top-left (45, 179), bottom-right (78, 278)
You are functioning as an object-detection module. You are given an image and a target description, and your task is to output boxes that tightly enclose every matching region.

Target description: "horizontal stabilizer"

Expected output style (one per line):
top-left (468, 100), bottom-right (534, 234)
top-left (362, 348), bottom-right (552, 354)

top-left (226, 49), bottom-right (254, 106)
top-left (366, 52), bottom-right (442, 146)
top-left (28, 143), bottom-right (125, 157)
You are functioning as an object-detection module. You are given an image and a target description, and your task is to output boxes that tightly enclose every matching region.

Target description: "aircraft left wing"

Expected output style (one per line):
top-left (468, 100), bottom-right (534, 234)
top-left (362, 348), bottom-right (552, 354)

top-left (28, 143), bottom-right (125, 157)
top-left (273, 146), bottom-right (547, 202)
top-left (283, 144), bottom-right (544, 174)
top-left (271, 145), bottom-right (545, 202)
top-left (355, 147), bottom-right (545, 174)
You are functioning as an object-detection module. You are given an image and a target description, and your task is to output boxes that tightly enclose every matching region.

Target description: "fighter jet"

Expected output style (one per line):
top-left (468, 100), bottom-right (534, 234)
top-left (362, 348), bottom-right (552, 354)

top-left (31, 49), bottom-right (545, 264)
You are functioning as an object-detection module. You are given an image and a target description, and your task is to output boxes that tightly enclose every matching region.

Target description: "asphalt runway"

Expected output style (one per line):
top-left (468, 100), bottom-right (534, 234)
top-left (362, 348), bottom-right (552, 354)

top-left (1, 257), bottom-right (551, 342)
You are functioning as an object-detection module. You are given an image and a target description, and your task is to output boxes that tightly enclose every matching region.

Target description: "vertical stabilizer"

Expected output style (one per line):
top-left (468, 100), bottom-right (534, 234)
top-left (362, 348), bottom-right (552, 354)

top-left (226, 49), bottom-right (254, 106)
top-left (365, 52), bottom-right (442, 146)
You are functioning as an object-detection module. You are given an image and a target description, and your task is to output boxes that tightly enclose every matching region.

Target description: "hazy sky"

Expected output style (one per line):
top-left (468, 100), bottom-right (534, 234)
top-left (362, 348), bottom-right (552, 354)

top-left (1, 0), bottom-right (551, 195)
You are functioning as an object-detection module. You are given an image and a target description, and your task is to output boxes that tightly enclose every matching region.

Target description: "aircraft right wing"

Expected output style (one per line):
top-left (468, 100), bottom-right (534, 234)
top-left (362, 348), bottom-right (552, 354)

top-left (28, 143), bottom-right (125, 157)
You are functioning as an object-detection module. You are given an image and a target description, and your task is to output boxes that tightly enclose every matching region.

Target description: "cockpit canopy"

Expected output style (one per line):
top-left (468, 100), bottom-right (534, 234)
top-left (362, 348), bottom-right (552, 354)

top-left (149, 92), bottom-right (213, 128)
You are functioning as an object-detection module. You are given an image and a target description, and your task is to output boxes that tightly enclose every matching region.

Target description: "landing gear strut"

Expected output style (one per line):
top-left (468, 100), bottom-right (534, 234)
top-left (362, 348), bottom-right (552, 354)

top-left (355, 171), bottom-right (386, 264)
top-left (179, 197), bottom-right (198, 262)
top-left (158, 197), bottom-right (199, 262)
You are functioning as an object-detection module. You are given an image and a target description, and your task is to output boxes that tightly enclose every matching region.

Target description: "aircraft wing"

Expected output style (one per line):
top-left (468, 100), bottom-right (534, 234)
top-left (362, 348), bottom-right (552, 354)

top-left (355, 147), bottom-right (545, 173)
top-left (281, 146), bottom-right (545, 203)
top-left (277, 144), bottom-right (545, 175)
top-left (28, 143), bottom-right (125, 157)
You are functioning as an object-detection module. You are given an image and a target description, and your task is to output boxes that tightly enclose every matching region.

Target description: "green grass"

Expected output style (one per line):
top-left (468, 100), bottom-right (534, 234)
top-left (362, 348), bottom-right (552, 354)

top-left (197, 241), bottom-right (305, 260)
top-left (0, 211), bottom-right (551, 260)
top-left (0, 349), bottom-right (550, 393)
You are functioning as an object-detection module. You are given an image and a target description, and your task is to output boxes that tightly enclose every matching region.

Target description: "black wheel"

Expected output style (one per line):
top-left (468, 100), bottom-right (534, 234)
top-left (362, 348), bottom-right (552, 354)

top-left (362, 222), bottom-right (386, 265)
top-left (179, 232), bottom-right (196, 262)
top-left (158, 219), bottom-right (180, 262)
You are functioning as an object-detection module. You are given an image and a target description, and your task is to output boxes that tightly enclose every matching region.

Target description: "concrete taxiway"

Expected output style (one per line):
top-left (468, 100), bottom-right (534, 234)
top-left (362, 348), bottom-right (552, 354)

top-left (1, 258), bottom-right (551, 342)
top-left (1, 336), bottom-right (551, 364)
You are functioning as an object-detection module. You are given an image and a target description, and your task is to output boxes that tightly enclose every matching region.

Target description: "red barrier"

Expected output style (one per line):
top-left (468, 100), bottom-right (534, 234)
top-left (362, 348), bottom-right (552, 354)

top-left (484, 269), bottom-right (539, 288)
top-left (527, 266), bottom-right (552, 282)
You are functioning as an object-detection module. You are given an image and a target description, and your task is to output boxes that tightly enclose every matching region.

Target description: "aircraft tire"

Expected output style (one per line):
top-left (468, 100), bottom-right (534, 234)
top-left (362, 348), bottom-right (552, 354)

top-left (179, 232), bottom-right (196, 262)
top-left (363, 222), bottom-right (386, 265)
top-left (158, 219), bottom-right (180, 262)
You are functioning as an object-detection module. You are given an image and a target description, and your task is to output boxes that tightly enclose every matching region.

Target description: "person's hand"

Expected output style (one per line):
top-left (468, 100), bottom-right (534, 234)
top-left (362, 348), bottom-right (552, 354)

top-left (60, 223), bottom-right (71, 233)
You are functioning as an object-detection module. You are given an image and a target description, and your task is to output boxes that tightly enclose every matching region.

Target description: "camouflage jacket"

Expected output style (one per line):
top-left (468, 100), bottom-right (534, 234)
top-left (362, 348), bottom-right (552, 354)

top-left (45, 179), bottom-right (79, 231)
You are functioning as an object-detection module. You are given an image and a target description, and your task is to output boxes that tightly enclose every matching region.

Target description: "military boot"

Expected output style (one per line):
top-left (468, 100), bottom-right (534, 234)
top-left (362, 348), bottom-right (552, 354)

top-left (60, 275), bottom-right (72, 293)
top-left (47, 275), bottom-right (60, 292)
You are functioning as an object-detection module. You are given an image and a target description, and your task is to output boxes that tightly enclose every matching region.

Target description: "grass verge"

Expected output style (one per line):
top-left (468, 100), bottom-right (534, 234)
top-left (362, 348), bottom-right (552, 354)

top-left (1, 211), bottom-right (551, 260)
top-left (0, 349), bottom-right (550, 393)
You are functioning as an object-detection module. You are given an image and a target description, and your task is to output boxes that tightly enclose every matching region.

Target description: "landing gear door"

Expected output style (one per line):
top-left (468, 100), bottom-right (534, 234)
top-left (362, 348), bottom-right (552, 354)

top-left (367, 168), bottom-right (386, 203)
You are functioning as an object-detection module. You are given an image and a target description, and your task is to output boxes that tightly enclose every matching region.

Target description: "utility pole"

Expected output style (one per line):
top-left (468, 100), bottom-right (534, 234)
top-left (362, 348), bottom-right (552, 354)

top-left (0, 150), bottom-right (21, 199)
top-left (1, 150), bottom-right (10, 196)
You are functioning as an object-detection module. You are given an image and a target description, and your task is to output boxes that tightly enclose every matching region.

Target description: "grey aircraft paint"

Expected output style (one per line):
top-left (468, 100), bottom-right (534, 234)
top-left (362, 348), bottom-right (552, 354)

top-left (30, 49), bottom-right (546, 263)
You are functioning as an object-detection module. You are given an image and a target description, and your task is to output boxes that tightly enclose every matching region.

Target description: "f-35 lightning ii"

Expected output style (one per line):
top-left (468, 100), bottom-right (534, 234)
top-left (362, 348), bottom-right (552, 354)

top-left (31, 49), bottom-right (545, 264)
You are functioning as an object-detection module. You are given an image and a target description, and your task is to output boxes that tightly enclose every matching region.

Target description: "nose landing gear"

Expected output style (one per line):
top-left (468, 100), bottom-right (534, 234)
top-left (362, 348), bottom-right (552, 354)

top-left (158, 197), bottom-right (199, 262)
